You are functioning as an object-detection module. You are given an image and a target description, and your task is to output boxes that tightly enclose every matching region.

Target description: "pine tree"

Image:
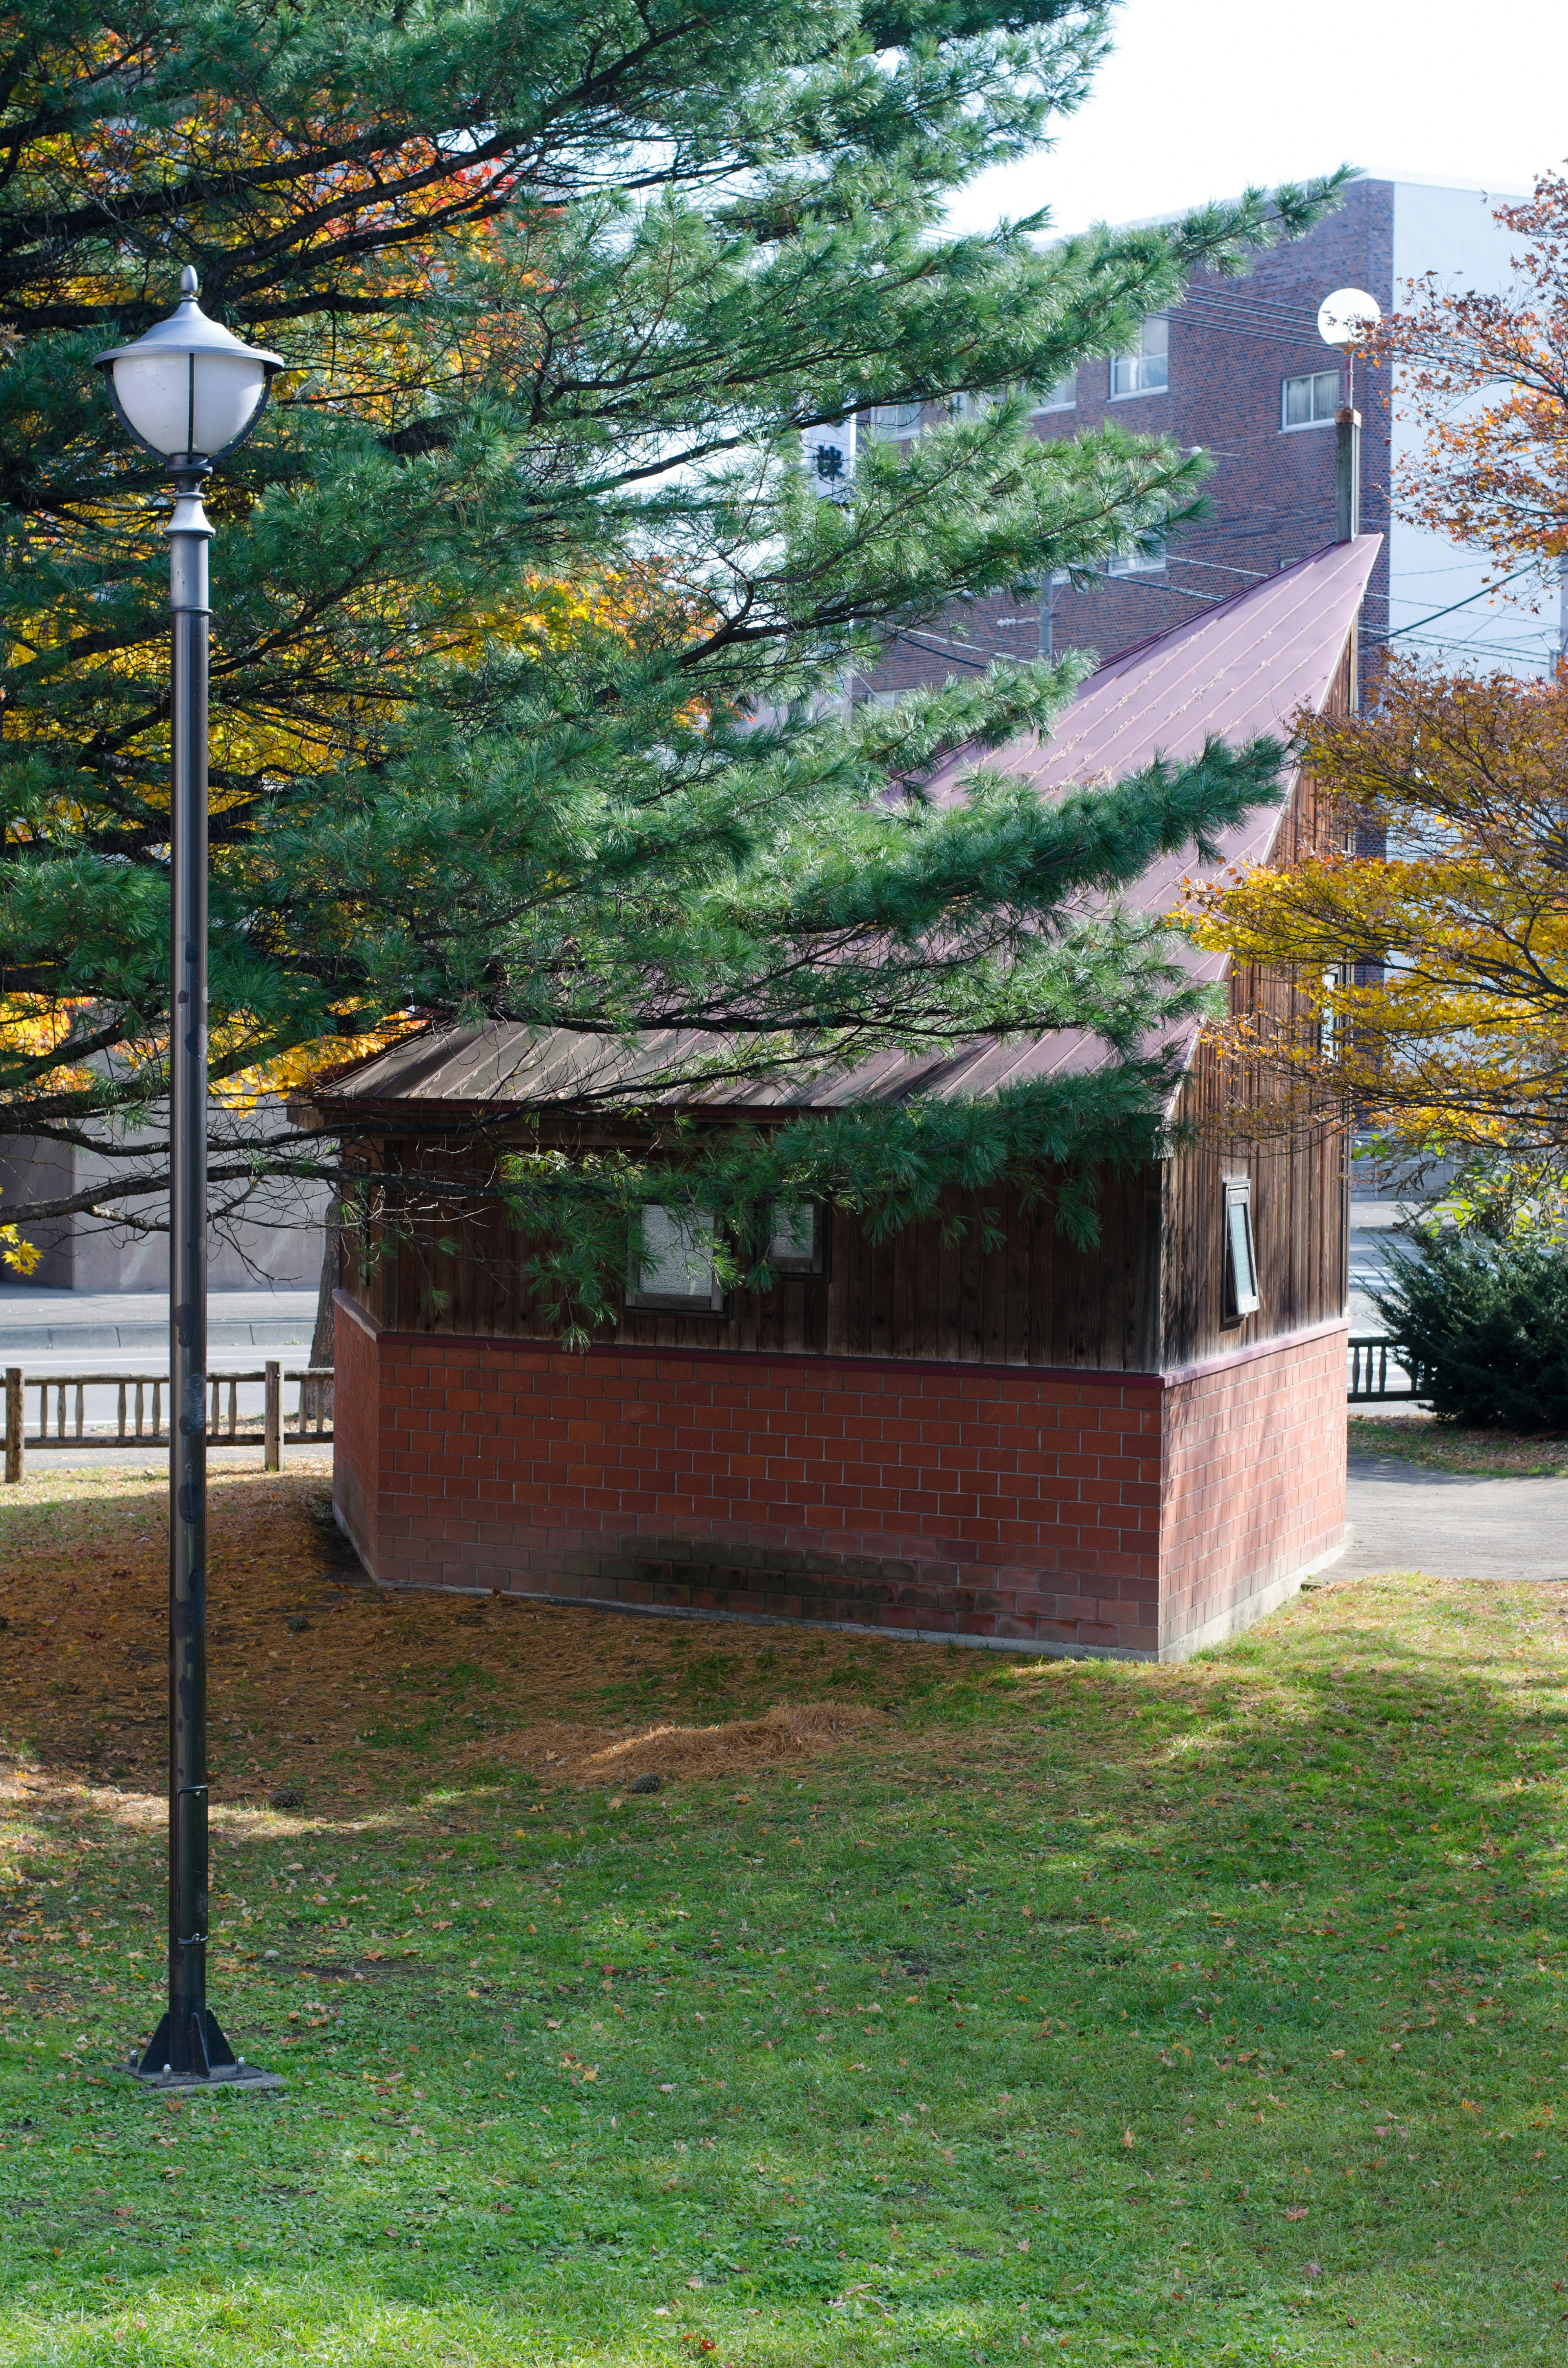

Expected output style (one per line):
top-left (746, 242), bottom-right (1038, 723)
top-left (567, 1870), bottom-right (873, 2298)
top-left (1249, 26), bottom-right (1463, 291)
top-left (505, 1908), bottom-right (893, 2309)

top-left (0, 0), bottom-right (1343, 1285)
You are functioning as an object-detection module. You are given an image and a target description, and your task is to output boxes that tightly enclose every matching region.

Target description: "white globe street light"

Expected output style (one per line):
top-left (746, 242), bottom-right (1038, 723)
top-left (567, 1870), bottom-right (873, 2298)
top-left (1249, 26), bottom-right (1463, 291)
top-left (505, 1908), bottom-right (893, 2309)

top-left (1316, 287), bottom-right (1383, 547)
top-left (95, 270), bottom-right (283, 2097)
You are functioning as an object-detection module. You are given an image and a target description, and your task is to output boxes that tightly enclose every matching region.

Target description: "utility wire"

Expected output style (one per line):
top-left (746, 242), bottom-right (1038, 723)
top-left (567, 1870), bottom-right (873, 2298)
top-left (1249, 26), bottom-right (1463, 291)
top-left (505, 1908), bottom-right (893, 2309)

top-left (1363, 561), bottom-right (1541, 643)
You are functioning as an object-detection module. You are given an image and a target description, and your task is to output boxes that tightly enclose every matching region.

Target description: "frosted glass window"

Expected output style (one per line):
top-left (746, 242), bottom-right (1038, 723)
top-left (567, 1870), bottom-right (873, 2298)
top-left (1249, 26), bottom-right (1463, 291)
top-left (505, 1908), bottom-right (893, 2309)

top-left (628, 1206), bottom-right (723, 1309)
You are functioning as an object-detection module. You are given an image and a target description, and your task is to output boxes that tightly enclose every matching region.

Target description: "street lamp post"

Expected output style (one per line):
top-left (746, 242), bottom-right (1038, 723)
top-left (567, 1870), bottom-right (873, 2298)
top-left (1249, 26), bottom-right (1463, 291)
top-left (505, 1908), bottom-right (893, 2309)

top-left (95, 270), bottom-right (283, 2090)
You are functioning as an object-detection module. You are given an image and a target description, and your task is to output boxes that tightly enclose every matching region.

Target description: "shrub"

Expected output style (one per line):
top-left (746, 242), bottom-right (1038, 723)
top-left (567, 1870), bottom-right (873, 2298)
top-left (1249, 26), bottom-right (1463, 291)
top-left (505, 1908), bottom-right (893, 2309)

top-left (1371, 1233), bottom-right (1568, 1430)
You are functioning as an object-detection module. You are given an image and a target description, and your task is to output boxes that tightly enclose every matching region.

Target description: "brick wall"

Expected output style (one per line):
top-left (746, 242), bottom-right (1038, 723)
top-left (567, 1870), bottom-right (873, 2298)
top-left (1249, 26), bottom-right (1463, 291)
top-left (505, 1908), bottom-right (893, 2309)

top-left (867, 179), bottom-right (1394, 696)
top-left (1160, 1322), bottom-right (1348, 1654)
top-left (334, 1295), bottom-right (1347, 1660)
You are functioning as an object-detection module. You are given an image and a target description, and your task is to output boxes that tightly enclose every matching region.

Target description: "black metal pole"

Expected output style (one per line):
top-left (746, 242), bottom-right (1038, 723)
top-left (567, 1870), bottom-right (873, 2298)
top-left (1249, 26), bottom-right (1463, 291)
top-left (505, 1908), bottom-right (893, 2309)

top-left (136, 466), bottom-right (245, 2086)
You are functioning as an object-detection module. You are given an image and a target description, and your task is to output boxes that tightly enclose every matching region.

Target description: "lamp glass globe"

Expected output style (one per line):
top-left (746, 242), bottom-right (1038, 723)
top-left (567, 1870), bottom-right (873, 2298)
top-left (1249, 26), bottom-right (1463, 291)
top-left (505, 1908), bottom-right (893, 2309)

top-left (109, 349), bottom-right (268, 463)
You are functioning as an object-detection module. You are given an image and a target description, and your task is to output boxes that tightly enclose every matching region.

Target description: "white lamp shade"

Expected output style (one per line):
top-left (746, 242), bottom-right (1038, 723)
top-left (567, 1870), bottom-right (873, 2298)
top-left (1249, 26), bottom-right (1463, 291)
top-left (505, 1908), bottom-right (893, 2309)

top-left (109, 348), bottom-right (267, 464)
top-left (1317, 287), bottom-right (1382, 349)
top-left (96, 272), bottom-right (283, 464)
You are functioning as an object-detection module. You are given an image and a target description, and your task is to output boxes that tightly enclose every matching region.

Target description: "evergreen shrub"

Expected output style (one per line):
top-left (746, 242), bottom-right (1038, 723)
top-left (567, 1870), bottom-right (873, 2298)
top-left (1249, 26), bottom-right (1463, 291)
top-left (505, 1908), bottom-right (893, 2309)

top-left (1372, 1233), bottom-right (1568, 1430)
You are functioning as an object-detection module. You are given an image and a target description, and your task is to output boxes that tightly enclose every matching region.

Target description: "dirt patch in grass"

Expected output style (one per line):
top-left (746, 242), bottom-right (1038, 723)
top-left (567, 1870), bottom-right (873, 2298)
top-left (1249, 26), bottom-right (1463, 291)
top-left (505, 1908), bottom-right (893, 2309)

top-left (0, 1463), bottom-right (939, 1806)
top-left (1349, 1414), bottom-right (1568, 1477)
top-left (548, 1699), bottom-right (888, 1786)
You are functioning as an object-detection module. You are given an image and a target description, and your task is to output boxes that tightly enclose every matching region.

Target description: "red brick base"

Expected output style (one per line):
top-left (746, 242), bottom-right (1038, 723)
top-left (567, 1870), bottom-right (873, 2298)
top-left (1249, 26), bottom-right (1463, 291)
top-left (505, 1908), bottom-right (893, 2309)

top-left (332, 1294), bottom-right (1345, 1661)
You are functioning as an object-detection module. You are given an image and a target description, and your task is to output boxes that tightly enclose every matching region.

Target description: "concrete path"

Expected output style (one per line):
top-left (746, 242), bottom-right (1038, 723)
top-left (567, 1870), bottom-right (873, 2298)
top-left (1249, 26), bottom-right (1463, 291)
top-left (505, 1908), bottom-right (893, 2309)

top-left (1344, 1454), bottom-right (1568, 1585)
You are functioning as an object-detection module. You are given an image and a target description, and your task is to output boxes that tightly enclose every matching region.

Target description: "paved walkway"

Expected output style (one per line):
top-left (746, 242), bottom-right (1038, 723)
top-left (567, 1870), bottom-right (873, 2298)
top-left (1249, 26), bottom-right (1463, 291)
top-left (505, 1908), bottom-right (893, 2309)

top-left (1344, 1455), bottom-right (1568, 1585)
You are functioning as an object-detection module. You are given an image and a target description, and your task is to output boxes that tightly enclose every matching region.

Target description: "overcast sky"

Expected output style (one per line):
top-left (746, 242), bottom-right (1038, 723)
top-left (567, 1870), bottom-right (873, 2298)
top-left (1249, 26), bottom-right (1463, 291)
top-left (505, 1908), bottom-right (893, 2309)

top-left (946, 0), bottom-right (1568, 236)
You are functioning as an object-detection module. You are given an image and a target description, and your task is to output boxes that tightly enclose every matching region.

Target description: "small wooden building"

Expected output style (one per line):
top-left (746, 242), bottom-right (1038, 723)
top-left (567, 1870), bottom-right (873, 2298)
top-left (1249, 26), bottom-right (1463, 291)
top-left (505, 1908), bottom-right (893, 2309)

top-left (308, 537), bottom-right (1378, 1660)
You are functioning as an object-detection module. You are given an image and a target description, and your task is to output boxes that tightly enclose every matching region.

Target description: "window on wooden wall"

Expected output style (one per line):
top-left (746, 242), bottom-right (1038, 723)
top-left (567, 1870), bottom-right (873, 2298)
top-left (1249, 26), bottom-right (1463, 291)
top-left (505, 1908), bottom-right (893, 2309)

top-left (1110, 317), bottom-right (1168, 398)
top-left (626, 1205), bottom-right (727, 1311)
top-left (1223, 1178), bottom-right (1261, 1322)
top-left (767, 1202), bottom-right (829, 1276)
top-left (1281, 370), bottom-right (1340, 429)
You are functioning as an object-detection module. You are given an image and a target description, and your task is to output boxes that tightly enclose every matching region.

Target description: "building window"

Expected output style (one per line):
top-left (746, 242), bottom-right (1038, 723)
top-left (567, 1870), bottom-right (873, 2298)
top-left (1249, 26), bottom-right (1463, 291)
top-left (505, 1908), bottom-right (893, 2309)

top-left (1319, 966), bottom-right (1343, 1060)
top-left (626, 1205), bottom-right (726, 1311)
top-left (1028, 373), bottom-right (1077, 413)
top-left (1110, 318), bottom-right (1168, 399)
top-left (1107, 541), bottom-right (1165, 575)
top-left (865, 399), bottom-right (923, 439)
top-left (1222, 1179), bottom-right (1260, 1323)
top-left (766, 1202), bottom-right (828, 1277)
top-left (1281, 370), bottom-right (1340, 430)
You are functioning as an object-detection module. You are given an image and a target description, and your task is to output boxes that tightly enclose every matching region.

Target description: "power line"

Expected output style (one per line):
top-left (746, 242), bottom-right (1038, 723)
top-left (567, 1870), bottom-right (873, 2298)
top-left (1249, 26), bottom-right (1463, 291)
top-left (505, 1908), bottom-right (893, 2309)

top-left (1363, 560), bottom-right (1541, 643)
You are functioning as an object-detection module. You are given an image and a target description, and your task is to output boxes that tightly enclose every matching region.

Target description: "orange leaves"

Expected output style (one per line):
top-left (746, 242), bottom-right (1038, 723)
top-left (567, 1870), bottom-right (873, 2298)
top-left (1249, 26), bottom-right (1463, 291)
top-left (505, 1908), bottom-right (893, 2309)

top-left (1371, 172), bottom-right (1568, 568)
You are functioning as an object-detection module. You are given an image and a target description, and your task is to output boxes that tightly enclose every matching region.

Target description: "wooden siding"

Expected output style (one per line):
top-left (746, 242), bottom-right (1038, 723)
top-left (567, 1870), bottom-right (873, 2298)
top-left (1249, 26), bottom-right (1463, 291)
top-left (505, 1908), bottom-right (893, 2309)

top-left (339, 1151), bottom-right (1164, 1373)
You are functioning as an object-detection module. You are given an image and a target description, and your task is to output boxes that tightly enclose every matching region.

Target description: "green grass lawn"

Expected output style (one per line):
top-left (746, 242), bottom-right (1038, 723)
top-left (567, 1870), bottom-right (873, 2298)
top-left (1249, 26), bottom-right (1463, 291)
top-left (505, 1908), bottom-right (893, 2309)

top-left (3, 1479), bottom-right (1568, 2365)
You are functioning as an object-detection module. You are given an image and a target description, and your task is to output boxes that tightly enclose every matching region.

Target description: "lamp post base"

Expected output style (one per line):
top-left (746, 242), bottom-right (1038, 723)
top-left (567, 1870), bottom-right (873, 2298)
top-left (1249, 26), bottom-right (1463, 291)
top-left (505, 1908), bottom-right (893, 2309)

top-left (123, 2058), bottom-right (283, 2098)
top-left (125, 2007), bottom-right (278, 2094)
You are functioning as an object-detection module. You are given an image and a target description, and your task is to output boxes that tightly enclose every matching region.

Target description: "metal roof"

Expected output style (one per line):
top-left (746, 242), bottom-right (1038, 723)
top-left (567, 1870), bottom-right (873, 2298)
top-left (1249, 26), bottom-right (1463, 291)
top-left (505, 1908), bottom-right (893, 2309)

top-left (316, 535), bottom-right (1380, 1120)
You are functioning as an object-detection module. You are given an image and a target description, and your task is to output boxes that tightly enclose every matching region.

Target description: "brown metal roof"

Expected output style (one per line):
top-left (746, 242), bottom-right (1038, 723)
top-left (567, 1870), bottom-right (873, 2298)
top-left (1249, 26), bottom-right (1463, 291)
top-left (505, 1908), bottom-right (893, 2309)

top-left (316, 535), bottom-right (1380, 1120)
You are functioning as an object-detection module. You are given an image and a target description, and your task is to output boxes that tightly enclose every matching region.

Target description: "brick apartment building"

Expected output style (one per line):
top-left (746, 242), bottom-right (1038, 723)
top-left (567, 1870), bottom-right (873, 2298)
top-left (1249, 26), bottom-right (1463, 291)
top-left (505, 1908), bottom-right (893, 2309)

top-left (865, 172), bottom-right (1552, 698)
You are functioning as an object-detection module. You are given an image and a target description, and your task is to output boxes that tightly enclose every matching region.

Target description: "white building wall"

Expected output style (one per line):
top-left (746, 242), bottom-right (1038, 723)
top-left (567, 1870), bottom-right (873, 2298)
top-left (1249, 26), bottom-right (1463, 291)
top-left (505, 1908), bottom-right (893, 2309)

top-left (1388, 176), bottom-right (1558, 676)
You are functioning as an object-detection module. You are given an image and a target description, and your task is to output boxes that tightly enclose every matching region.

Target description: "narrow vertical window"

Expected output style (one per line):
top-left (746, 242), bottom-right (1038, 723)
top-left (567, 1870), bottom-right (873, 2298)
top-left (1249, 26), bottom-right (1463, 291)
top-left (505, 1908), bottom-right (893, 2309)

top-left (1223, 1178), bottom-right (1260, 1322)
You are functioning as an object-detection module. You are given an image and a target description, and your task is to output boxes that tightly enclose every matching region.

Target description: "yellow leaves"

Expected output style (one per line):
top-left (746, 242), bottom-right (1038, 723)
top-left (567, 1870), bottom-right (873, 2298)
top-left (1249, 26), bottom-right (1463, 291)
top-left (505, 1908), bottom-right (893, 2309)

top-left (1192, 662), bottom-right (1568, 1152)
top-left (212, 1018), bottom-right (421, 1112)
top-left (0, 1213), bottom-right (40, 1276)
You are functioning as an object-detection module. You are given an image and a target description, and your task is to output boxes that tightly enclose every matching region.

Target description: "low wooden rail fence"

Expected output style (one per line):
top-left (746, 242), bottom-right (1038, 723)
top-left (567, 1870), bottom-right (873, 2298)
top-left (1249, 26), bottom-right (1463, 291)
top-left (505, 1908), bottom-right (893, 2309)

top-left (1347, 1336), bottom-right (1424, 1404)
top-left (3, 1362), bottom-right (332, 1482)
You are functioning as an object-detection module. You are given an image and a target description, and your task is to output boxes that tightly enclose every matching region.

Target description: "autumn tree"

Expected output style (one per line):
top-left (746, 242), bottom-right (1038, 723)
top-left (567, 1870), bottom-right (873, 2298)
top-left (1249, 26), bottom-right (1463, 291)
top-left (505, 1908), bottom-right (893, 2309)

top-left (1196, 175), bottom-right (1568, 1188)
top-left (0, 0), bottom-right (1343, 1288)
top-left (1369, 171), bottom-right (1568, 575)
top-left (1191, 660), bottom-right (1568, 1164)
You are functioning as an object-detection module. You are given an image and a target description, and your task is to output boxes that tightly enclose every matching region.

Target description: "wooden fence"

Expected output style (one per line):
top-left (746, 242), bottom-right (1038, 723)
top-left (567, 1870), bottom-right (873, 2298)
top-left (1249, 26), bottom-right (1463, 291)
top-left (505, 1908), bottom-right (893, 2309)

top-left (1347, 1336), bottom-right (1423, 1405)
top-left (2, 1362), bottom-right (332, 1482)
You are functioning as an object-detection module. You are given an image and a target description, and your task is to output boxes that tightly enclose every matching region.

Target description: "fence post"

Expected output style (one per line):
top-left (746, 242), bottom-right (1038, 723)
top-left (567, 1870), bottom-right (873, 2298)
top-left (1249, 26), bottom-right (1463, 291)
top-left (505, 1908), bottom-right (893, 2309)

top-left (263, 1360), bottom-right (281, 1472)
top-left (4, 1367), bottom-right (21, 1484)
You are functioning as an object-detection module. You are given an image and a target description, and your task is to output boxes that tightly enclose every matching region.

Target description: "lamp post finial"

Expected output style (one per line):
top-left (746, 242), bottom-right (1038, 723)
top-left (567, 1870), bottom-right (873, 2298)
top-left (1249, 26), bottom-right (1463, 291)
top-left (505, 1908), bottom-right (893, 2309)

top-left (180, 265), bottom-right (199, 299)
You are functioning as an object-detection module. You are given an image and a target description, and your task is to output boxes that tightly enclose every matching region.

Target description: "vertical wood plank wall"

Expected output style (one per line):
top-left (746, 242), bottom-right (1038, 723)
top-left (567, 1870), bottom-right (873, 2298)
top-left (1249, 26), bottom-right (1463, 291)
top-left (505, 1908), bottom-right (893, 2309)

top-left (340, 1155), bottom-right (1166, 1373)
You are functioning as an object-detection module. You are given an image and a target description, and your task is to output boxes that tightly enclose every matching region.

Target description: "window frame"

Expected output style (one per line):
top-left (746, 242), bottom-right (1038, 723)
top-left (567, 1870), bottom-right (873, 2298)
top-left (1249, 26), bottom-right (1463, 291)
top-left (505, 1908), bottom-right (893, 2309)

top-left (625, 1203), bottom-right (728, 1313)
top-left (1110, 317), bottom-right (1169, 401)
top-left (1222, 1177), bottom-right (1261, 1324)
top-left (1028, 372), bottom-right (1078, 415)
top-left (1280, 369), bottom-right (1341, 431)
top-left (1106, 542), bottom-right (1167, 576)
top-left (864, 399), bottom-right (924, 441)
top-left (764, 1201), bottom-right (830, 1279)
